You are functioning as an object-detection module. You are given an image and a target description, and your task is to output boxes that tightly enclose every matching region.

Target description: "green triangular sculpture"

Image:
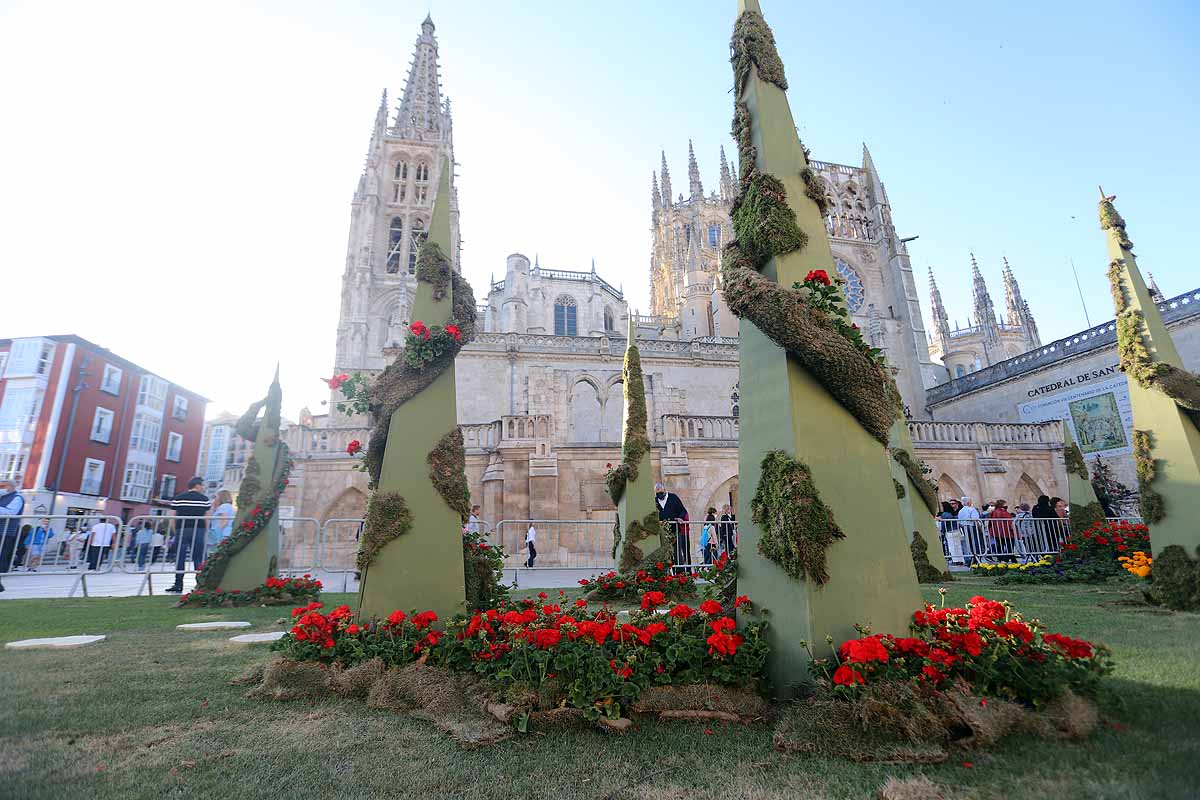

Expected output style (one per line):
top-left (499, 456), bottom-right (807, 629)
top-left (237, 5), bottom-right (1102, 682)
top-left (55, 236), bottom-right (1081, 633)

top-left (1099, 191), bottom-right (1200, 554)
top-left (194, 370), bottom-right (288, 592)
top-left (888, 418), bottom-right (951, 576)
top-left (727, 0), bottom-right (920, 696)
top-left (1064, 427), bottom-right (1106, 533)
top-left (611, 313), bottom-right (659, 572)
top-left (357, 157), bottom-right (467, 622)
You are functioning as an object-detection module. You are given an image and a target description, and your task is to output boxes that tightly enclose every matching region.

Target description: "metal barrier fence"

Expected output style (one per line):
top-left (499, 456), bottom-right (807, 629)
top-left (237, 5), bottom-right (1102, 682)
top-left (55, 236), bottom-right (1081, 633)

top-left (936, 516), bottom-right (1143, 566)
top-left (119, 514), bottom-right (321, 596)
top-left (0, 512), bottom-right (1146, 597)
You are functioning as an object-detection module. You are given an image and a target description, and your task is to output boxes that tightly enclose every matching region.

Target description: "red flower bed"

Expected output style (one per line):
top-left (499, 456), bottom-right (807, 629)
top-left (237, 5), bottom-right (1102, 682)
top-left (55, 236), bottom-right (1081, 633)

top-left (814, 595), bottom-right (1112, 707)
top-left (179, 574), bottom-right (322, 608)
top-left (577, 560), bottom-right (697, 603)
top-left (273, 593), bottom-right (770, 721)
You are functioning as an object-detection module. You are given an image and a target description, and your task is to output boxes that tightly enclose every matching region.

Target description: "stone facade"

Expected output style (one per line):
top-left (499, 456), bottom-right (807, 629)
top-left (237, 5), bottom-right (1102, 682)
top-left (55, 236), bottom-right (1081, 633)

top-left (280, 15), bottom-right (1083, 567)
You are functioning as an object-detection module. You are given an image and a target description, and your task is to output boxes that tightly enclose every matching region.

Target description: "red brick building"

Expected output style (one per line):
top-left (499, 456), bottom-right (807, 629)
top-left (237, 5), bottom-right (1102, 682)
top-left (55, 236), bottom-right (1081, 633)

top-left (0, 335), bottom-right (208, 522)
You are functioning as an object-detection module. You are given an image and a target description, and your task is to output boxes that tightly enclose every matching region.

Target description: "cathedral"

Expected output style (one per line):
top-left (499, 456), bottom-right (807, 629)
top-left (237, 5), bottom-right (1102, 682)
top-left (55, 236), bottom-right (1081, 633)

top-left (276, 14), bottom-right (1200, 565)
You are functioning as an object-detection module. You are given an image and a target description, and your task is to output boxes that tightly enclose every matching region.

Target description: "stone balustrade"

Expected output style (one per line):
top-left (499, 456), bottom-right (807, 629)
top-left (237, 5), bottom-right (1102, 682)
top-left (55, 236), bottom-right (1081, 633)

top-left (908, 419), bottom-right (1063, 449)
top-left (661, 414), bottom-right (739, 442)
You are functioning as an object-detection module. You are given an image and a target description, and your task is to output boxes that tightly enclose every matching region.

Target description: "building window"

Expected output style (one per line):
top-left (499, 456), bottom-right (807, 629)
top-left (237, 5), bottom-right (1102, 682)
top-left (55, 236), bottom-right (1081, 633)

top-left (159, 473), bottom-right (177, 499)
top-left (80, 458), bottom-right (105, 495)
top-left (834, 258), bottom-right (866, 314)
top-left (408, 219), bottom-right (427, 275)
top-left (0, 386), bottom-right (41, 433)
top-left (955, 365), bottom-right (966, 378)
top-left (3, 338), bottom-right (52, 378)
top-left (0, 353), bottom-right (7, 376)
top-left (392, 160), bottom-right (408, 203)
top-left (91, 407), bottom-right (115, 444)
top-left (172, 395), bottom-right (188, 420)
top-left (554, 295), bottom-right (578, 336)
top-left (129, 412), bottom-right (162, 454)
top-left (603, 307), bottom-right (614, 332)
top-left (414, 161), bottom-right (430, 206)
top-left (166, 432), bottom-right (183, 462)
top-left (100, 364), bottom-right (122, 395)
top-left (731, 382), bottom-right (740, 418)
top-left (36, 342), bottom-right (54, 375)
top-left (0, 452), bottom-right (26, 483)
top-left (137, 375), bottom-right (167, 411)
top-left (120, 462), bottom-right (154, 502)
top-left (386, 217), bottom-right (404, 273)
top-left (707, 222), bottom-right (721, 248)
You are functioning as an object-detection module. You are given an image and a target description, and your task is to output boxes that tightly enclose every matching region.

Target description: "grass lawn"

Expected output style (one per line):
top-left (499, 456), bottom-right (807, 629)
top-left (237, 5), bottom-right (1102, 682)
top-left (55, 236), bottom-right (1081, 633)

top-left (1, 580), bottom-right (1197, 799)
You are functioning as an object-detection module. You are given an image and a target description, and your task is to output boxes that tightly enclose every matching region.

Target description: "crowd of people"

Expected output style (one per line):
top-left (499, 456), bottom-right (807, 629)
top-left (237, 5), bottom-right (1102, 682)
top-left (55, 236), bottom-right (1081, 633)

top-left (0, 475), bottom-right (238, 592)
top-left (936, 494), bottom-right (1069, 567)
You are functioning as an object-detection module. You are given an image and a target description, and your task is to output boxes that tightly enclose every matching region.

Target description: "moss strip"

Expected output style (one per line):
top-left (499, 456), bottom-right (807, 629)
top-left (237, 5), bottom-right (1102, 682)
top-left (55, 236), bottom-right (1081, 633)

top-left (428, 427), bottom-right (471, 522)
top-left (1132, 429), bottom-right (1165, 524)
top-left (1145, 545), bottom-right (1200, 611)
top-left (606, 342), bottom-right (650, 505)
top-left (722, 243), bottom-right (899, 445)
top-left (910, 531), bottom-right (952, 584)
top-left (751, 450), bottom-right (844, 585)
top-left (893, 478), bottom-right (905, 499)
top-left (1068, 501), bottom-right (1107, 534)
top-left (892, 449), bottom-right (938, 515)
top-left (357, 491), bottom-right (413, 571)
top-left (730, 10), bottom-right (788, 91)
top-left (618, 511), bottom-right (666, 574)
top-left (415, 241), bottom-right (452, 302)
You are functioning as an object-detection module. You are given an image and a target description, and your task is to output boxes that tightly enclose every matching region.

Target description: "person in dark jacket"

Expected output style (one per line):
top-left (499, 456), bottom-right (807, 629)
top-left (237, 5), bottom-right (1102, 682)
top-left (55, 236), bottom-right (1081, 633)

top-left (718, 505), bottom-right (736, 555)
top-left (0, 479), bottom-right (26, 591)
top-left (655, 482), bottom-right (690, 570)
top-left (165, 477), bottom-right (212, 593)
top-left (1030, 495), bottom-right (1059, 552)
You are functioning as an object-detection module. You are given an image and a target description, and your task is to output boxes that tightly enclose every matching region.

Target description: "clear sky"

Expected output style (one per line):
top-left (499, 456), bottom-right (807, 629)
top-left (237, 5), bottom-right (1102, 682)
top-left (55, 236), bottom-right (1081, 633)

top-left (1, 0), bottom-right (1197, 420)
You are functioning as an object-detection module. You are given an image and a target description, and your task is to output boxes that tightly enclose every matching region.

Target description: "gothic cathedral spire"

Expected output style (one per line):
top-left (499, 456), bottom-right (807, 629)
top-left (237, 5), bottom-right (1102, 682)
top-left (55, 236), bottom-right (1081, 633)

top-left (393, 15), bottom-right (443, 137)
top-left (687, 139), bottom-right (703, 199)
top-left (970, 252), bottom-right (1000, 345)
top-left (928, 266), bottom-right (951, 353)
top-left (660, 151), bottom-right (673, 207)
top-left (719, 145), bottom-right (735, 202)
top-left (1002, 256), bottom-right (1040, 348)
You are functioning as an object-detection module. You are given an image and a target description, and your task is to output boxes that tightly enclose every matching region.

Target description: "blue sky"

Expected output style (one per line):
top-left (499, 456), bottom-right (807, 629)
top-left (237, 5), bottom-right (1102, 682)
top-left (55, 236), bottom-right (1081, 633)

top-left (1, 0), bottom-right (1196, 417)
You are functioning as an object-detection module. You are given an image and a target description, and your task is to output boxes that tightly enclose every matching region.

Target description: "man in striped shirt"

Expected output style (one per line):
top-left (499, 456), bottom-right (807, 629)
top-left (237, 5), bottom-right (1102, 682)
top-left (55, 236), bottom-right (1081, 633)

top-left (164, 477), bottom-right (212, 593)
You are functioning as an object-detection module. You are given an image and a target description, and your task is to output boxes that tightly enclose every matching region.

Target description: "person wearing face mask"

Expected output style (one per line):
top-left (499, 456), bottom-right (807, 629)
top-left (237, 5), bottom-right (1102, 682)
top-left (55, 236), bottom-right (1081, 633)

top-left (654, 483), bottom-right (690, 570)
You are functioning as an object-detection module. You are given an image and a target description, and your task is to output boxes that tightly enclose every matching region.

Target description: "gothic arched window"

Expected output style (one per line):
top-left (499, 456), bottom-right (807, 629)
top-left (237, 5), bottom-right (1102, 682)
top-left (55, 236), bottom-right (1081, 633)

top-left (731, 382), bottom-right (740, 418)
top-left (834, 258), bottom-right (865, 314)
top-left (408, 219), bottom-right (427, 275)
top-left (707, 222), bottom-right (721, 248)
top-left (603, 307), bottom-right (614, 332)
top-left (554, 295), bottom-right (577, 336)
top-left (414, 161), bottom-right (430, 206)
top-left (386, 217), bottom-right (404, 273)
top-left (392, 161), bottom-right (408, 203)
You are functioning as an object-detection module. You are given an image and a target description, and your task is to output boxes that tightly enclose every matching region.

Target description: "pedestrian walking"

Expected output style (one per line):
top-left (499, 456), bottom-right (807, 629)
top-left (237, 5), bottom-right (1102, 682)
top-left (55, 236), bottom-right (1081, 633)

top-left (164, 477), bottom-right (212, 593)
top-left (523, 522), bottom-right (537, 568)
top-left (957, 498), bottom-right (982, 565)
top-left (1014, 502), bottom-right (1035, 562)
top-left (66, 526), bottom-right (88, 569)
top-left (718, 505), bottom-right (736, 555)
top-left (655, 483), bottom-right (690, 570)
top-left (989, 500), bottom-right (1016, 562)
top-left (21, 518), bottom-right (54, 571)
top-left (1032, 495), bottom-right (1058, 552)
top-left (86, 517), bottom-right (117, 570)
top-left (134, 521), bottom-right (155, 570)
top-left (939, 501), bottom-right (964, 565)
top-left (700, 508), bottom-right (718, 565)
top-left (466, 505), bottom-right (482, 535)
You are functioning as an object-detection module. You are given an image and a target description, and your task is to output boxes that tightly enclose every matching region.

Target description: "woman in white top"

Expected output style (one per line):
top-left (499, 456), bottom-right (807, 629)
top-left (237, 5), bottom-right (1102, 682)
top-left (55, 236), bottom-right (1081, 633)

top-left (524, 524), bottom-right (537, 568)
top-left (66, 527), bottom-right (88, 569)
top-left (209, 490), bottom-right (235, 548)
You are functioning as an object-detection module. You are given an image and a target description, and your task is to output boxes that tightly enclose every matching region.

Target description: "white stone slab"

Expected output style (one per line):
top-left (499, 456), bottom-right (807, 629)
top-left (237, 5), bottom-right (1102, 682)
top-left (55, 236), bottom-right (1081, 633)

top-left (176, 621), bottom-right (252, 631)
top-left (228, 631), bottom-right (286, 644)
top-left (6, 635), bottom-right (106, 650)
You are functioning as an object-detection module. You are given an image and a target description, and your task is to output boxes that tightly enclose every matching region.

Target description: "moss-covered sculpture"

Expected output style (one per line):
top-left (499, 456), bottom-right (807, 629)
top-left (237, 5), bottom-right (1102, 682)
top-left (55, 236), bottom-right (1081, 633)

top-left (194, 371), bottom-right (289, 592)
top-left (892, 448), bottom-right (938, 516)
top-left (724, 0), bottom-right (921, 695)
top-left (357, 157), bottom-right (474, 622)
top-left (1100, 191), bottom-right (1200, 557)
top-left (610, 314), bottom-right (659, 571)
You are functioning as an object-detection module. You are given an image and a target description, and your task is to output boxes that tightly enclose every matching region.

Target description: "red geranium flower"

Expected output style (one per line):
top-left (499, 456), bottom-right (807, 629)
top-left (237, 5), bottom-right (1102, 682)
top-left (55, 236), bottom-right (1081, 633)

top-left (832, 664), bottom-right (865, 686)
top-left (733, 595), bottom-right (751, 609)
top-left (445, 324), bottom-right (462, 342)
top-left (324, 374), bottom-right (349, 390)
top-left (640, 590), bottom-right (667, 610)
top-left (409, 321), bottom-right (430, 340)
top-left (610, 659), bottom-right (633, 680)
top-left (699, 600), bottom-right (722, 615)
top-left (531, 628), bottom-right (562, 649)
top-left (805, 269), bottom-right (832, 286)
top-left (386, 609), bottom-right (407, 626)
top-left (668, 603), bottom-right (694, 620)
top-left (346, 439), bottom-right (362, 456)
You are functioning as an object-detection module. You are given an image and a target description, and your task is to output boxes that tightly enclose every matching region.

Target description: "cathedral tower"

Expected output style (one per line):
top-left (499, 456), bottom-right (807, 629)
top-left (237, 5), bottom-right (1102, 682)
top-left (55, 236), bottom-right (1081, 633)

top-left (333, 15), bottom-right (460, 388)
